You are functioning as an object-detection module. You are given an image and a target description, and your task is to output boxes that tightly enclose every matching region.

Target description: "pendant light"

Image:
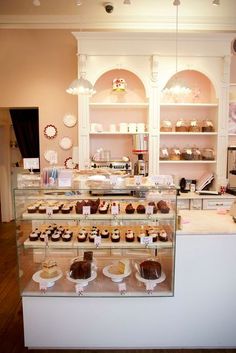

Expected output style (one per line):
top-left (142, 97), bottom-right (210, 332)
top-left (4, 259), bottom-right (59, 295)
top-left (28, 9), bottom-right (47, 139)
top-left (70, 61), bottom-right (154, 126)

top-left (66, 54), bottom-right (95, 96)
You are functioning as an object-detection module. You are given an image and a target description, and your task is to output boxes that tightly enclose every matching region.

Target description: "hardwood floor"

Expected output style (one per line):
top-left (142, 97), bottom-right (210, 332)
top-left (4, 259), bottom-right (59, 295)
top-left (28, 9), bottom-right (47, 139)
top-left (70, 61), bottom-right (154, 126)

top-left (0, 220), bottom-right (235, 353)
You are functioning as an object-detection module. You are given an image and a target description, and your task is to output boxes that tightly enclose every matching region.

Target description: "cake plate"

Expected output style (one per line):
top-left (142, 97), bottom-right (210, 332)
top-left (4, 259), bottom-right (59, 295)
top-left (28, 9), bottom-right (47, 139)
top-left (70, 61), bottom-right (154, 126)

top-left (135, 271), bottom-right (166, 286)
top-left (32, 269), bottom-right (63, 288)
top-left (103, 265), bottom-right (131, 283)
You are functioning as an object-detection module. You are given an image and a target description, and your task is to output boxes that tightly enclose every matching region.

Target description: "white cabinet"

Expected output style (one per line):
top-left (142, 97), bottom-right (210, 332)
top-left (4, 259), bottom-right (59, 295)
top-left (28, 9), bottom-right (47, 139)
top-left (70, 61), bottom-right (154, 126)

top-left (202, 198), bottom-right (234, 210)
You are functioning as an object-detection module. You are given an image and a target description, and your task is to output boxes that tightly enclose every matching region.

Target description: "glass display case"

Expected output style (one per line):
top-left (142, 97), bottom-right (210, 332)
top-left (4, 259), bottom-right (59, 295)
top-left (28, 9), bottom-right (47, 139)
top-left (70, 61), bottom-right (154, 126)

top-left (14, 184), bottom-right (177, 298)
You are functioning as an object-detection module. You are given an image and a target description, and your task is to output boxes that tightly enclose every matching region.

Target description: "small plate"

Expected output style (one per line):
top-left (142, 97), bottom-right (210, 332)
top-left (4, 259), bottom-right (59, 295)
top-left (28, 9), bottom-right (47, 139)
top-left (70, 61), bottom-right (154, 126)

top-left (32, 269), bottom-right (63, 288)
top-left (59, 137), bottom-right (73, 150)
top-left (44, 149), bottom-right (58, 163)
top-left (44, 124), bottom-right (58, 139)
top-left (63, 114), bottom-right (77, 128)
top-left (103, 264), bottom-right (131, 283)
top-left (135, 271), bottom-right (166, 285)
top-left (66, 271), bottom-right (97, 287)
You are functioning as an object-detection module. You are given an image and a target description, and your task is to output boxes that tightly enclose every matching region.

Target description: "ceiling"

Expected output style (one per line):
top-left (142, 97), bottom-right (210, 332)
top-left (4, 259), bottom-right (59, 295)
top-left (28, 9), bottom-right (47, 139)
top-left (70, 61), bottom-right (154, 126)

top-left (0, 0), bottom-right (236, 33)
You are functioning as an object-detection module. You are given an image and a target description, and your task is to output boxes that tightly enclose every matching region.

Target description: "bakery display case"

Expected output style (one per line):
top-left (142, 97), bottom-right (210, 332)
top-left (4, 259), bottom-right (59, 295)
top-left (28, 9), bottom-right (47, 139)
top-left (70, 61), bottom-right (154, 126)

top-left (14, 184), bottom-right (176, 298)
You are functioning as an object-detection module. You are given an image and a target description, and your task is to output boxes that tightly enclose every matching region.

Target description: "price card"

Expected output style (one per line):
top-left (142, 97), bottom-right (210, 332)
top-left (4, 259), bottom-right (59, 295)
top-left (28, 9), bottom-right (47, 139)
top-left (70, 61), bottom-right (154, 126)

top-left (110, 175), bottom-right (118, 186)
top-left (58, 169), bottom-right (73, 187)
top-left (23, 158), bottom-right (39, 170)
top-left (140, 236), bottom-right (153, 246)
top-left (75, 284), bottom-right (84, 295)
top-left (146, 205), bottom-right (153, 215)
top-left (151, 175), bottom-right (159, 185)
top-left (118, 282), bottom-right (127, 294)
top-left (145, 281), bottom-right (156, 293)
top-left (83, 206), bottom-right (91, 215)
top-left (111, 204), bottom-right (119, 215)
top-left (94, 235), bottom-right (102, 247)
top-left (134, 175), bottom-right (143, 186)
top-left (39, 281), bottom-right (48, 292)
top-left (46, 207), bottom-right (53, 217)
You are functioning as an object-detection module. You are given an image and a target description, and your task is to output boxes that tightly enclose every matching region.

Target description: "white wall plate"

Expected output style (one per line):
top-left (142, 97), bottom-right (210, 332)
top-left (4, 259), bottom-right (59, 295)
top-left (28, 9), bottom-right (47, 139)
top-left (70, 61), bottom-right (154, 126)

top-left (63, 114), bottom-right (77, 128)
top-left (44, 124), bottom-right (58, 139)
top-left (59, 137), bottom-right (73, 150)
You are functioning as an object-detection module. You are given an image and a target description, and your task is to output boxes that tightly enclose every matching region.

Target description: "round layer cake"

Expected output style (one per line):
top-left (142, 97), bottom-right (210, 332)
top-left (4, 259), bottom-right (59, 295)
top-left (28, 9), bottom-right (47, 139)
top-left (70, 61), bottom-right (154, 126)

top-left (140, 260), bottom-right (162, 280)
top-left (69, 260), bottom-right (91, 280)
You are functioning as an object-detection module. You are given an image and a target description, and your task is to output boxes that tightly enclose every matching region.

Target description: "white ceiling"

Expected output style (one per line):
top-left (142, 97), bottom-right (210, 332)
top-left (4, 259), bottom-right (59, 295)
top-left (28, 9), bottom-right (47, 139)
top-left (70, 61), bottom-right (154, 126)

top-left (0, 0), bottom-right (236, 33)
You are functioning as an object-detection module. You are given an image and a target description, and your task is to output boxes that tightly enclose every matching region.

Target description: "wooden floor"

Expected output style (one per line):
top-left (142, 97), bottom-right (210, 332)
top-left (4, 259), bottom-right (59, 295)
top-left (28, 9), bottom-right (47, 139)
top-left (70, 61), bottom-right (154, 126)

top-left (0, 220), bottom-right (235, 353)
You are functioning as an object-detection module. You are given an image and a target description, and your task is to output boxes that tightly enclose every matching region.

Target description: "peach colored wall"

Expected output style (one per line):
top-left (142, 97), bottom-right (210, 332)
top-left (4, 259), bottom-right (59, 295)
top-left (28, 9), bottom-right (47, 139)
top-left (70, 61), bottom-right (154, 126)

top-left (230, 55), bottom-right (236, 83)
top-left (0, 29), bottom-right (78, 168)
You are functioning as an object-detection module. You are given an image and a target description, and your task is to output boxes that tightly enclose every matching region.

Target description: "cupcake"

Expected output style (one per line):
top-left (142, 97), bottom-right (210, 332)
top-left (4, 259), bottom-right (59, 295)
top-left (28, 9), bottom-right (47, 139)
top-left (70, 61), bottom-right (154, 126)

top-left (98, 201), bottom-right (109, 214)
top-left (77, 232), bottom-right (87, 242)
top-left (125, 203), bottom-right (135, 214)
top-left (62, 232), bottom-right (72, 242)
top-left (101, 229), bottom-right (109, 239)
top-left (136, 204), bottom-right (146, 214)
top-left (38, 206), bottom-right (46, 214)
top-left (52, 206), bottom-right (59, 214)
top-left (51, 232), bottom-right (61, 242)
top-left (27, 206), bottom-right (37, 213)
top-left (157, 200), bottom-right (170, 214)
top-left (29, 231), bottom-right (39, 241)
top-left (111, 231), bottom-right (120, 242)
top-left (125, 230), bottom-right (135, 242)
top-left (137, 232), bottom-right (146, 243)
top-left (158, 230), bottom-right (168, 242)
top-left (39, 232), bottom-right (47, 242)
top-left (61, 206), bottom-right (70, 214)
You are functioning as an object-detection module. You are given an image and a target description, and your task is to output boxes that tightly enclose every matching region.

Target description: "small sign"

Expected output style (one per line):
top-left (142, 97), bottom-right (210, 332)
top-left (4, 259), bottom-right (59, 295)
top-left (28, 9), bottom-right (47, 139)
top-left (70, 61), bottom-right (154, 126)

top-left (83, 206), bottom-right (91, 215)
top-left (58, 169), bottom-right (72, 187)
top-left (140, 236), bottom-right (153, 246)
top-left (94, 235), bottom-right (102, 247)
top-left (146, 281), bottom-right (156, 292)
top-left (134, 175), bottom-right (143, 186)
top-left (46, 207), bottom-right (53, 217)
top-left (39, 280), bottom-right (48, 292)
top-left (146, 205), bottom-right (154, 215)
top-left (118, 282), bottom-right (127, 294)
top-left (110, 175), bottom-right (118, 186)
top-left (75, 284), bottom-right (84, 295)
top-left (23, 158), bottom-right (39, 170)
top-left (111, 204), bottom-right (119, 215)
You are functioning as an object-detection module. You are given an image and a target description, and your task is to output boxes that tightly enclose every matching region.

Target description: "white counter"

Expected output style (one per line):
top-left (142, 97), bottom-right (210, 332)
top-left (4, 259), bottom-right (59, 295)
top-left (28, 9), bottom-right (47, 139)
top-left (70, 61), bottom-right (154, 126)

top-left (178, 209), bottom-right (236, 235)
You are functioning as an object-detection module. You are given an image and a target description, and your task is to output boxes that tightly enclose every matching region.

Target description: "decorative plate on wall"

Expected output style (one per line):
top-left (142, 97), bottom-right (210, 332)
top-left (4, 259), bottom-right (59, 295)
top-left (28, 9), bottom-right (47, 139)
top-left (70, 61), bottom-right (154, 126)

top-left (63, 114), bottom-right (77, 128)
top-left (64, 157), bottom-right (75, 169)
top-left (59, 137), bottom-right (73, 150)
top-left (44, 124), bottom-right (58, 139)
top-left (44, 150), bottom-right (58, 163)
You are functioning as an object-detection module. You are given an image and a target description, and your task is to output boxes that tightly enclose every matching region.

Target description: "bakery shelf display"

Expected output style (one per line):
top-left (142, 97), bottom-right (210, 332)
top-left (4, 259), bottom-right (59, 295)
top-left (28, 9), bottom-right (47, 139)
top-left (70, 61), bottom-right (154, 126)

top-left (14, 184), bottom-right (176, 298)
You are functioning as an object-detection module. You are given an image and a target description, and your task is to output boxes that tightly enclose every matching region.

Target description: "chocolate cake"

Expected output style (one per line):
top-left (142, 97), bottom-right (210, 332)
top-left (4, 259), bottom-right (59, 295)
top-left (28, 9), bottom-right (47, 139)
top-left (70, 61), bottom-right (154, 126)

top-left (125, 203), bottom-right (135, 214)
top-left (157, 200), bottom-right (170, 214)
top-left (148, 202), bottom-right (158, 214)
top-left (69, 260), bottom-right (91, 279)
top-left (83, 251), bottom-right (93, 262)
top-left (140, 260), bottom-right (162, 280)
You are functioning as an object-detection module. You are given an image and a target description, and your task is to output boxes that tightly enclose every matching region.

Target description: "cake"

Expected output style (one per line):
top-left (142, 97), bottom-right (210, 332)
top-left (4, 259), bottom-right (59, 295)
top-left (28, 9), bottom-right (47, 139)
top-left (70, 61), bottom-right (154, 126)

top-left (125, 229), bottom-right (135, 242)
top-left (40, 259), bottom-right (58, 279)
top-left (98, 201), bottom-right (109, 214)
top-left (69, 260), bottom-right (91, 280)
top-left (125, 203), bottom-right (135, 214)
top-left (157, 200), bottom-right (170, 214)
top-left (83, 251), bottom-right (93, 262)
top-left (136, 204), bottom-right (146, 214)
top-left (101, 229), bottom-right (109, 239)
top-left (140, 260), bottom-right (162, 280)
top-left (109, 259), bottom-right (130, 275)
top-left (158, 230), bottom-right (168, 242)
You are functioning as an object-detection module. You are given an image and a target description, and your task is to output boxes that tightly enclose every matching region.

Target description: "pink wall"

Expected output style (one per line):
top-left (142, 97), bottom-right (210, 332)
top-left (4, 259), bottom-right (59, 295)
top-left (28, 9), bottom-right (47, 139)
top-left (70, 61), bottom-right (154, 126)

top-left (230, 55), bottom-right (236, 83)
top-left (0, 29), bottom-right (78, 168)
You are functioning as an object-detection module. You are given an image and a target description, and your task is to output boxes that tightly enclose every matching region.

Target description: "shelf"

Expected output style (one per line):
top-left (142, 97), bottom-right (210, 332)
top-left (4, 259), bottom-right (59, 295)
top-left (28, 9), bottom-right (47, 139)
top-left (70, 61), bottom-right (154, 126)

top-left (90, 131), bottom-right (148, 135)
top-left (89, 102), bottom-right (148, 109)
top-left (159, 160), bottom-right (216, 164)
top-left (160, 132), bottom-right (217, 136)
top-left (160, 103), bottom-right (218, 108)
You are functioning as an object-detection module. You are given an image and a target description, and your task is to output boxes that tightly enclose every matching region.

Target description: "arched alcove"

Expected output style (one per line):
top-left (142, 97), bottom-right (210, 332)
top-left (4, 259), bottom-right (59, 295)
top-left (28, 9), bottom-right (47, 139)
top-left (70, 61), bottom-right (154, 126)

top-left (90, 69), bottom-right (147, 104)
top-left (161, 70), bottom-right (217, 104)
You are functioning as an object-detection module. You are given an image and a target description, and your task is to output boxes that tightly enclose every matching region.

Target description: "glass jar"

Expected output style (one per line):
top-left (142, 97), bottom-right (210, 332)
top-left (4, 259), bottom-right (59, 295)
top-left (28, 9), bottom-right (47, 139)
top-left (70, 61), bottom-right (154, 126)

top-left (192, 146), bottom-right (202, 160)
top-left (175, 119), bottom-right (189, 132)
top-left (202, 148), bottom-right (215, 160)
top-left (189, 119), bottom-right (200, 132)
top-left (160, 120), bottom-right (172, 132)
top-left (202, 119), bottom-right (214, 132)
top-left (160, 146), bottom-right (169, 160)
top-left (169, 146), bottom-right (181, 160)
top-left (181, 146), bottom-right (193, 160)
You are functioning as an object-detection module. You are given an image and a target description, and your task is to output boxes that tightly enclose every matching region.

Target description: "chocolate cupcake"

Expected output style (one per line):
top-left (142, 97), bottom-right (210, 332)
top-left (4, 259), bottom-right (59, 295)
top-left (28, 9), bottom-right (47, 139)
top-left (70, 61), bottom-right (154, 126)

top-left (101, 229), bottom-right (109, 239)
top-left (158, 230), bottom-right (168, 242)
top-left (125, 203), bottom-right (135, 214)
top-left (29, 232), bottom-right (39, 241)
top-left (125, 230), bottom-right (135, 242)
top-left (136, 204), bottom-right (146, 214)
top-left (157, 200), bottom-right (170, 214)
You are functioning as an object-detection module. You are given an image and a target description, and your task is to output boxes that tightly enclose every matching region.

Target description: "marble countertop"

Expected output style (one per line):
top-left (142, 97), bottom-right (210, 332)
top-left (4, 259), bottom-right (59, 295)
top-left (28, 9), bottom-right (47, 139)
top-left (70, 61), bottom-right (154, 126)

top-left (177, 210), bottom-right (236, 235)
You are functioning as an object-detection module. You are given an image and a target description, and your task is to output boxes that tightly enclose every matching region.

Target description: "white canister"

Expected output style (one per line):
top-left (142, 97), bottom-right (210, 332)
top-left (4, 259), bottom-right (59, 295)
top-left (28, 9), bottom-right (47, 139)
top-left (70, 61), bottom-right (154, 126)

top-left (137, 123), bottom-right (145, 133)
top-left (128, 123), bottom-right (137, 133)
top-left (119, 123), bottom-right (128, 133)
top-left (109, 124), bottom-right (116, 132)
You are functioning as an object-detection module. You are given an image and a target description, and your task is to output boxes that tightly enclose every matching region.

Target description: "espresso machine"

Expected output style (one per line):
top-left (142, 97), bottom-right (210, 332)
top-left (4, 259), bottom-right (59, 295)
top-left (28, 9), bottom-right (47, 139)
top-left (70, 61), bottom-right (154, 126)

top-left (132, 134), bottom-right (148, 176)
top-left (227, 146), bottom-right (236, 194)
